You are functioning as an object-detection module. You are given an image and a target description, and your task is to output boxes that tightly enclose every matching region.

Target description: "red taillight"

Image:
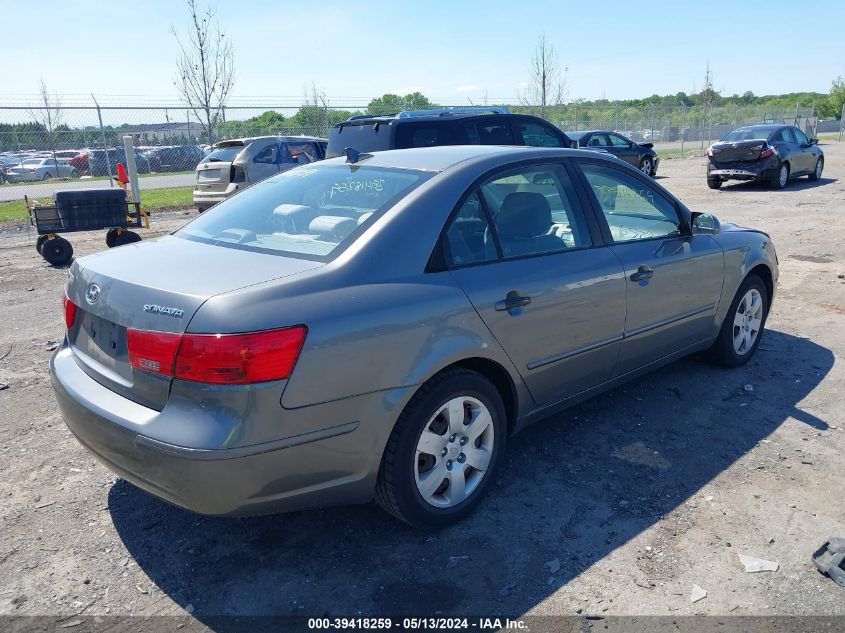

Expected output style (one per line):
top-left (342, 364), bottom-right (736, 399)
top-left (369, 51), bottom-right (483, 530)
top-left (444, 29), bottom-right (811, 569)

top-left (759, 146), bottom-right (774, 159)
top-left (127, 329), bottom-right (181, 376)
top-left (64, 294), bottom-right (78, 329)
top-left (126, 326), bottom-right (307, 384)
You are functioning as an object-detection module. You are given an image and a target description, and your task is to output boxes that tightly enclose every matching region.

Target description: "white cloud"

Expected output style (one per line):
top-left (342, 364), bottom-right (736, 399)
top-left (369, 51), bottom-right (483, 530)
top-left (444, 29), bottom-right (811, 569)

top-left (455, 85), bottom-right (479, 93)
top-left (389, 86), bottom-right (425, 96)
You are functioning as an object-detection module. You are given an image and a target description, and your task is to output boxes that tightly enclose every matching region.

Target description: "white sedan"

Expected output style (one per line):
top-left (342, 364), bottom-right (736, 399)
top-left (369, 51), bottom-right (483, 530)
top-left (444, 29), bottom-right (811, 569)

top-left (6, 157), bottom-right (78, 182)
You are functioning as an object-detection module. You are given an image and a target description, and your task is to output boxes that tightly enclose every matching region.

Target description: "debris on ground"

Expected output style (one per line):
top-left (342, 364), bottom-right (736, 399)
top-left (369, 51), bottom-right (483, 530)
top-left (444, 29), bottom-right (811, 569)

top-left (738, 554), bottom-right (779, 573)
top-left (812, 538), bottom-right (845, 587)
top-left (690, 585), bottom-right (707, 603)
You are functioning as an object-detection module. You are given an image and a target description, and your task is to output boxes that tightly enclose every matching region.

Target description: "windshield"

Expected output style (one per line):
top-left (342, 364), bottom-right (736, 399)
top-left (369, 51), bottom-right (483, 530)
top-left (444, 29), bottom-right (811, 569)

top-left (202, 146), bottom-right (242, 163)
top-left (177, 164), bottom-right (432, 260)
top-left (721, 127), bottom-right (777, 142)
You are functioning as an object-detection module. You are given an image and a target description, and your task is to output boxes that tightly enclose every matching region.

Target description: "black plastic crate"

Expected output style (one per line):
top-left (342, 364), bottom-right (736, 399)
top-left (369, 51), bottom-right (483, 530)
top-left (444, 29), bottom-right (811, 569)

top-left (54, 189), bottom-right (128, 232)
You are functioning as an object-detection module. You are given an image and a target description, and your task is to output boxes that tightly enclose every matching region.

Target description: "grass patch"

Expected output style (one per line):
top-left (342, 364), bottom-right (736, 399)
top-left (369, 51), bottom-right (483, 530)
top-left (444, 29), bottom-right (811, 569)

top-left (656, 148), bottom-right (703, 160)
top-left (0, 170), bottom-right (195, 188)
top-left (0, 186), bottom-right (194, 223)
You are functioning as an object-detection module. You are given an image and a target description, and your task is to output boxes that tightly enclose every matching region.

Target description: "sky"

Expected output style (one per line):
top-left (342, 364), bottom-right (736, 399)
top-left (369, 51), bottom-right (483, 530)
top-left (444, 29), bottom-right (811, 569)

top-left (1, 0), bottom-right (843, 107)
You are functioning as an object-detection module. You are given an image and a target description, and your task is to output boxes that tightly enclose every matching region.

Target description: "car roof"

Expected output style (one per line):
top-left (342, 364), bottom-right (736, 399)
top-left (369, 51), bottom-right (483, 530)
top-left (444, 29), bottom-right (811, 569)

top-left (216, 136), bottom-right (326, 146)
top-left (334, 108), bottom-right (539, 128)
top-left (318, 145), bottom-right (609, 172)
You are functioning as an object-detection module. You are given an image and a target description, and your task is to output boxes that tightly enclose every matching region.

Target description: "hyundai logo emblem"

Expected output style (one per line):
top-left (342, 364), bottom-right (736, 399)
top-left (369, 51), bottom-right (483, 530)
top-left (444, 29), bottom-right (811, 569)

top-left (85, 283), bottom-right (101, 305)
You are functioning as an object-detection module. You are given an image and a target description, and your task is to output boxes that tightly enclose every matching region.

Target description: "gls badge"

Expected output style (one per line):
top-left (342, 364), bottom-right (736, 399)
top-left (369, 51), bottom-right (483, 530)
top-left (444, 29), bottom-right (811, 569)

top-left (144, 304), bottom-right (185, 319)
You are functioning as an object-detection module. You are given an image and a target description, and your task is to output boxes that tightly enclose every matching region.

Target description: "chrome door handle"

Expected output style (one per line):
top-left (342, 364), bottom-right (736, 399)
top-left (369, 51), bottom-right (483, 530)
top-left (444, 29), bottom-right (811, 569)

top-left (630, 265), bottom-right (654, 282)
top-left (495, 296), bottom-right (531, 311)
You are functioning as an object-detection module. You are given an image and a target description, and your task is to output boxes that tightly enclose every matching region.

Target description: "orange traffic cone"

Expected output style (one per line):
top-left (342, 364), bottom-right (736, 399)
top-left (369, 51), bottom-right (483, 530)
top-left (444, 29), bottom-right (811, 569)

top-left (116, 162), bottom-right (129, 189)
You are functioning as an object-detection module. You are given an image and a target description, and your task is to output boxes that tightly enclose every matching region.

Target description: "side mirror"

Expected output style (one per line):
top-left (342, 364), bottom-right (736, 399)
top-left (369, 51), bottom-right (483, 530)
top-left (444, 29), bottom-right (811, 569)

top-left (810, 138), bottom-right (818, 145)
top-left (691, 211), bottom-right (721, 235)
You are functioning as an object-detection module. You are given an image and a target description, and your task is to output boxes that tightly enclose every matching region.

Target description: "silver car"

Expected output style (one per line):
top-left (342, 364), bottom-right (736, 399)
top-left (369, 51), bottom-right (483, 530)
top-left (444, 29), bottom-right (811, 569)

top-left (52, 146), bottom-right (778, 528)
top-left (193, 135), bottom-right (326, 212)
top-left (7, 156), bottom-right (78, 182)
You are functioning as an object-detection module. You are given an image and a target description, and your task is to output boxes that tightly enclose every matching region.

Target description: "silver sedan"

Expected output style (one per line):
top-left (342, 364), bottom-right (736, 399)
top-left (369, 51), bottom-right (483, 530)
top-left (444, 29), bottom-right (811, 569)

top-left (51, 145), bottom-right (778, 528)
top-left (7, 157), bottom-right (78, 182)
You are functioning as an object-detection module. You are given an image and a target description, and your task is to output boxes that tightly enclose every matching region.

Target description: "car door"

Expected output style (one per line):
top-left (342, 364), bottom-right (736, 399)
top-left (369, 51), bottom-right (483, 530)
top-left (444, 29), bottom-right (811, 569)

top-left (248, 141), bottom-right (281, 183)
top-left (790, 127), bottom-right (813, 174)
top-left (575, 160), bottom-right (725, 376)
top-left (607, 133), bottom-right (640, 166)
top-left (445, 162), bottom-right (626, 406)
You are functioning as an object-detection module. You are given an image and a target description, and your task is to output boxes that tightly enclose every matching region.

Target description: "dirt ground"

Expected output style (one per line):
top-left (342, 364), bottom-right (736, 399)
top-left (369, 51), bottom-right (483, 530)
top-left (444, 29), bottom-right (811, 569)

top-left (1, 146), bottom-right (844, 626)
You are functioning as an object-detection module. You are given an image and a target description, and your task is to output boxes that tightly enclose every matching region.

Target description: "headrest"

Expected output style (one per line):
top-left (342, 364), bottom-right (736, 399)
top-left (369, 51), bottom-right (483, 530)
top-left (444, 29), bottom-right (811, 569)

top-left (497, 192), bottom-right (551, 238)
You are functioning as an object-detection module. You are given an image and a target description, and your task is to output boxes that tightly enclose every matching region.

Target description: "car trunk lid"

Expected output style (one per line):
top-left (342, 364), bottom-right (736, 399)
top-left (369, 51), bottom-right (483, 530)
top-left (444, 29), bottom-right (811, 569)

top-left (709, 139), bottom-right (769, 164)
top-left (66, 234), bottom-right (322, 410)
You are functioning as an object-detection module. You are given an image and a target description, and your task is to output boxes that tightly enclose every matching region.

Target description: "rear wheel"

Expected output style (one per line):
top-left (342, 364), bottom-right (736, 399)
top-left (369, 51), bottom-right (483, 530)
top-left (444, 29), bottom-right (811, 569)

top-left (113, 231), bottom-right (141, 246)
top-left (105, 228), bottom-right (119, 248)
top-left (35, 234), bottom-right (48, 254)
top-left (41, 236), bottom-right (73, 266)
top-left (708, 274), bottom-right (768, 367)
top-left (376, 368), bottom-right (507, 528)
top-left (707, 177), bottom-right (722, 189)
top-left (769, 162), bottom-right (789, 189)
top-left (639, 157), bottom-right (653, 176)
top-left (808, 157), bottom-right (823, 181)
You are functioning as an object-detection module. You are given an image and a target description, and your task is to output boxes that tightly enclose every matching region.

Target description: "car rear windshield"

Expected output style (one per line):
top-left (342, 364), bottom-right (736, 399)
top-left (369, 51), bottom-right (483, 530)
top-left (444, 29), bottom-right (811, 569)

top-left (202, 146), bottom-right (243, 163)
top-left (721, 127), bottom-right (778, 142)
top-left (177, 164), bottom-right (432, 260)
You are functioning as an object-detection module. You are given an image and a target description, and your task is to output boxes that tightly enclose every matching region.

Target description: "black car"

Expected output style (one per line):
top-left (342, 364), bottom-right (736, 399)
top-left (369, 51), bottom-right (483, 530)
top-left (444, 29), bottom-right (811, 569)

top-left (326, 107), bottom-right (575, 158)
top-left (144, 145), bottom-right (205, 172)
top-left (88, 148), bottom-right (151, 177)
top-left (568, 130), bottom-right (659, 177)
top-left (706, 125), bottom-right (824, 190)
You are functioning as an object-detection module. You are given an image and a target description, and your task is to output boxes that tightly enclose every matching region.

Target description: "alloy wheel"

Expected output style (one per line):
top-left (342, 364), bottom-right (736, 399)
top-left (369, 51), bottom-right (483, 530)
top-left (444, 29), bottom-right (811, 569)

top-left (778, 165), bottom-right (788, 188)
top-left (414, 396), bottom-right (495, 508)
top-left (815, 159), bottom-right (823, 179)
top-left (640, 158), bottom-right (652, 175)
top-left (732, 288), bottom-right (763, 355)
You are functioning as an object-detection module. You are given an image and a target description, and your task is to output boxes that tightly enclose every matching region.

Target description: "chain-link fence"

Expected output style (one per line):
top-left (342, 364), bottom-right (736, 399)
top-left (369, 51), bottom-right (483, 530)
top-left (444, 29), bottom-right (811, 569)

top-left (0, 102), bottom-right (824, 205)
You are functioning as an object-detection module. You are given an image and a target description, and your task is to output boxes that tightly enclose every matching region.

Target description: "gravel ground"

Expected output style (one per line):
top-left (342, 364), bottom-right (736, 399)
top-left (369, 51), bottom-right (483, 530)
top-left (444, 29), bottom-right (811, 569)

top-left (1, 147), bottom-right (844, 624)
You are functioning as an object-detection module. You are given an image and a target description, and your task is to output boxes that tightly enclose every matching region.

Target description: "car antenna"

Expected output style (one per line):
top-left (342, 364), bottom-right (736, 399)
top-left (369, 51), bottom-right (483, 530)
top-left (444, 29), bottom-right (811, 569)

top-left (344, 148), bottom-right (373, 164)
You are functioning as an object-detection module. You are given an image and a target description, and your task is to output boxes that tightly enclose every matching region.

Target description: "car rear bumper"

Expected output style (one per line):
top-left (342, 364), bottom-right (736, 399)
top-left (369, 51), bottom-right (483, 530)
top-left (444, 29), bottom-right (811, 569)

top-left (192, 183), bottom-right (242, 208)
top-left (707, 157), bottom-right (777, 181)
top-left (50, 345), bottom-right (386, 516)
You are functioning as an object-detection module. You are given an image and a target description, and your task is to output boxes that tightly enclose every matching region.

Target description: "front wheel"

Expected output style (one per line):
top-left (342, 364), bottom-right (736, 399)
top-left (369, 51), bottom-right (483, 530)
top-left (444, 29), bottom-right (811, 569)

top-left (35, 234), bottom-right (49, 254)
top-left (707, 177), bottom-right (722, 189)
top-left (376, 368), bottom-right (507, 528)
top-left (708, 274), bottom-right (769, 367)
top-left (42, 172), bottom-right (52, 181)
top-left (113, 231), bottom-right (141, 246)
top-left (808, 157), bottom-right (823, 181)
top-left (639, 157), bottom-right (653, 176)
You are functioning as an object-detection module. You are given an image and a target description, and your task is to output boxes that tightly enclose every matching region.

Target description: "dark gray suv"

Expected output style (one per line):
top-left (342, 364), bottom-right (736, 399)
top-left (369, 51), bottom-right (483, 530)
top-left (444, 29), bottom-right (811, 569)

top-left (326, 107), bottom-right (575, 158)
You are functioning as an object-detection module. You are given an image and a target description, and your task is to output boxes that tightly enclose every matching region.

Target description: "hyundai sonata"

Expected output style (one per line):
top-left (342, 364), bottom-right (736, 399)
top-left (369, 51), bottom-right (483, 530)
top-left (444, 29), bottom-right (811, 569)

top-left (52, 145), bottom-right (778, 528)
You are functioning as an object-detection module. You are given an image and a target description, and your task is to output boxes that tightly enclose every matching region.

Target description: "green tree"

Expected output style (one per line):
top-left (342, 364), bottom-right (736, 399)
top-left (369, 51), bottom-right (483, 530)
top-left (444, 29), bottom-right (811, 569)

top-left (825, 75), bottom-right (845, 119)
top-left (367, 92), bottom-right (435, 114)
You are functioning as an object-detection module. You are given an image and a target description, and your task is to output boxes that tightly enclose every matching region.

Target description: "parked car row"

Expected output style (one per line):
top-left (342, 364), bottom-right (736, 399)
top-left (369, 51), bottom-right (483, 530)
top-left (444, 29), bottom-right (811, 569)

top-left (0, 144), bottom-right (209, 183)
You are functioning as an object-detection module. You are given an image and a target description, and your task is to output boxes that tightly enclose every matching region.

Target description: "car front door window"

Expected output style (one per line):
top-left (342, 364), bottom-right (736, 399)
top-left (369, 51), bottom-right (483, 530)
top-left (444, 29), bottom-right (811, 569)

top-left (580, 163), bottom-right (680, 243)
top-left (515, 122), bottom-right (564, 147)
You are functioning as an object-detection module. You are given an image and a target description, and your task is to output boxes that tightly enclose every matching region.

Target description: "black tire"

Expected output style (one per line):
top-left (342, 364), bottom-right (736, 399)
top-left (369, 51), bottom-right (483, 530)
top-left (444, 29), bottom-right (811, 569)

top-left (196, 206), bottom-right (208, 213)
top-left (707, 177), bottom-right (722, 189)
top-left (105, 228), bottom-right (119, 248)
top-left (639, 157), bottom-right (653, 176)
top-left (769, 162), bottom-right (789, 189)
top-left (375, 368), bottom-right (507, 528)
top-left (113, 231), bottom-right (141, 247)
top-left (41, 236), bottom-right (73, 266)
top-left (808, 157), bottom-right (823, 181)
top-left (707, 274), bottom-right (769, 367)
top-left (35, 234), bottom-right (48, 254)
top-left (42, 172), bottom-right (52, 181)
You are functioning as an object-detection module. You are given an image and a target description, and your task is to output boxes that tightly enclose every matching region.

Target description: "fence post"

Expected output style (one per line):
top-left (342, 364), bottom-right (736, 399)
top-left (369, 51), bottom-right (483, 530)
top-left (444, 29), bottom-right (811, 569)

top-left (650, 103), bottom-right (655, 142)
top-left (840, 102), bottom-right (844, 142)
top-left (680, 105), bottom-right (686, 155)
top-left (91, 95), bottom-right (114, 187)
top-left (574, 102), bottom-right (578, 132)
top-left (222, 105), bottom-right (227, 141)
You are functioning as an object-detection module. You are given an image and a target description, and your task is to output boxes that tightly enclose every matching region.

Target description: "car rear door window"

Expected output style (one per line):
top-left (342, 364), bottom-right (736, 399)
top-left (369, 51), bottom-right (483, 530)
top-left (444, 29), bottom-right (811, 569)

top-left (395, 124), bottom-right (455, 149)
top-left (514, 121), bottom-right (564, 147)
top-left (444, 192), bottom-right (497, 266)
top-left (580, 163), bottom-right (681, 243)
top-left (476, 122), bottom-right (513, 145)
top-left (284, 142), bottom-right (319, 164)
top-left (586, 133), bottom-right (610, 147)
top-left (479, 164), bottom-right (591, 259)
top-left (253, 144), bottom-right (279, 164)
